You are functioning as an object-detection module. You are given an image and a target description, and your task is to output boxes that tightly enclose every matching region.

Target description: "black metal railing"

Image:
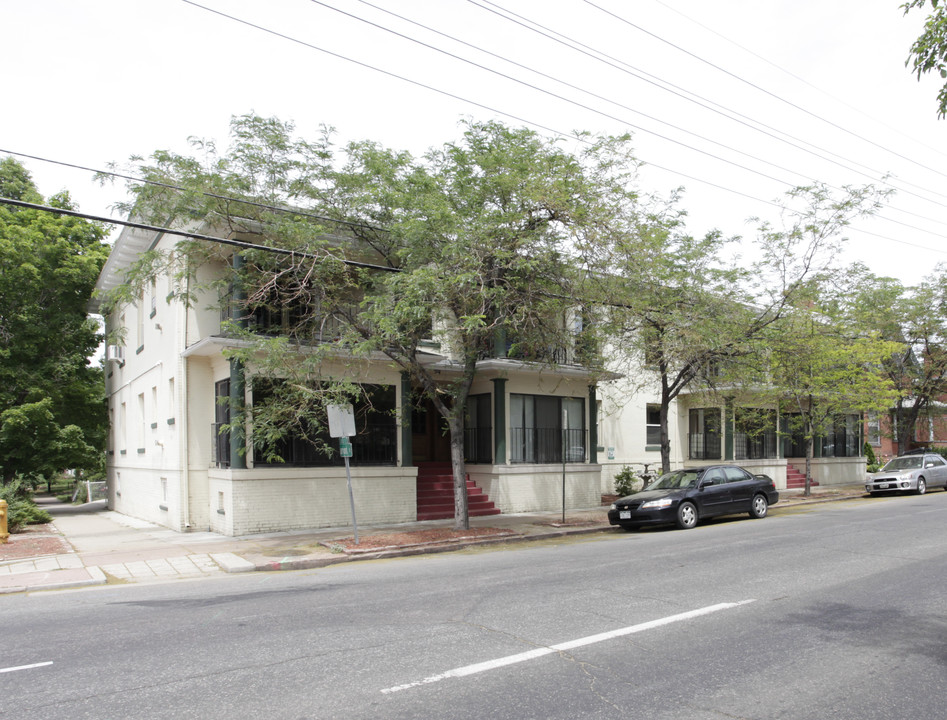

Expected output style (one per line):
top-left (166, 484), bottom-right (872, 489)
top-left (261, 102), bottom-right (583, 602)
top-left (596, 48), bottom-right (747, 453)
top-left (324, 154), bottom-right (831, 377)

top-left (734, 431), bottom-right (778, 460)
top-left (823, 430), bottom-right (859, 458)
top-left (510, 427), bottom-right (586, 464)
top-left (211, 422), bottom-right (230, 468)
top-left (688, 432), bottom-right (722, 460)
top-left (464, 427), bottom-right (493, 464)
top-left (218, 421), bottom-right (398, 468)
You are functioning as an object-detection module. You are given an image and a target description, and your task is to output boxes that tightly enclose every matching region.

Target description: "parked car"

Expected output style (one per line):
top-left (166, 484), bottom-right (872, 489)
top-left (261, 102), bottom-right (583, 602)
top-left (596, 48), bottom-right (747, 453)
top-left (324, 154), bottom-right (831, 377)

top-left (865, 452), bottom-right (947, 495)
top-left (608, 465), bottom-right (779, 531)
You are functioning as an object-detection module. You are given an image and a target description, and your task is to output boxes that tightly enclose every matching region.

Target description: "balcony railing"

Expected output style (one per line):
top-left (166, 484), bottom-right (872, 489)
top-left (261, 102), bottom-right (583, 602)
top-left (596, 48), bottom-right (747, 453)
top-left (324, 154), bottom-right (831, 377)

top-left (510, 427), bottom-right (587, 464)
top-left (735, 431), bottom-right (778, 460)
top-left (688, 432), bottom-right (722, 460)
top-left (212, 422), bottom-right (230, 468)
top-left (464, 427), bottom-right (493, 464)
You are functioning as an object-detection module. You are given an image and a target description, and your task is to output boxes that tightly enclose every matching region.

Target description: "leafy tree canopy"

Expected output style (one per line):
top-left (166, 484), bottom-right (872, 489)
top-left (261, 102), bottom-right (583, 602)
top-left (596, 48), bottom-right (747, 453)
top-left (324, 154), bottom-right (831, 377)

top-left (107, 115), bottom-right (640, 528)
top-left (599, 181), bottom-right (889, 473)
top-left (904, 0), bottom-right (947, 117)
top-left (846, 262), bottom-right (947, 449)
top-left (0, 157), bottom-right (110, 484)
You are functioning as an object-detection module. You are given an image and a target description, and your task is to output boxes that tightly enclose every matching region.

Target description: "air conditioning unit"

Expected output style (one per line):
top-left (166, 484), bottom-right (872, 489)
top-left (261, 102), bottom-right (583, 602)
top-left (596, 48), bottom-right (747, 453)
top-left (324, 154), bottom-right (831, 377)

top-left (106, 345), bottom-right (125, 363)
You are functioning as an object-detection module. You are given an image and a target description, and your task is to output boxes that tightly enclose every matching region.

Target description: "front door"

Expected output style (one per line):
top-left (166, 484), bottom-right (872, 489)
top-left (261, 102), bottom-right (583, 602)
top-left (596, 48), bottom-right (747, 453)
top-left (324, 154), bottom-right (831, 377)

top-left (411, 399), bottom-right (452, 464)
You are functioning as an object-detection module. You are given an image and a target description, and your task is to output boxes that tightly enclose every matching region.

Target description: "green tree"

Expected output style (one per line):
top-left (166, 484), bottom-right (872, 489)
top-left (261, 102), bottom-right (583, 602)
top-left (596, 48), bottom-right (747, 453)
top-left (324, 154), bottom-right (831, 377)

top-left (903, 0), bottom-right (947, 117)
top-left (107, 115), bottom-right (634, 530)
top-left (761, 274), bottom-right (900, 494)
top-left (601, 183), bottom-right (887, 474)
top-left (0, 157), bottom-right (110, 485)
top-left (847, 264), bottom-right (947, 451)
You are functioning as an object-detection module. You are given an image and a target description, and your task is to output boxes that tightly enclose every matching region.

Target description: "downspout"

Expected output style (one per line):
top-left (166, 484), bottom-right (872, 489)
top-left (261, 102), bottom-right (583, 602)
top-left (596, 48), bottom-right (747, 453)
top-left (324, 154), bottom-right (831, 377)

top-left (180, 272), bottom-right (191, 529)
top-left (588, 385), bottom-right (598, 464)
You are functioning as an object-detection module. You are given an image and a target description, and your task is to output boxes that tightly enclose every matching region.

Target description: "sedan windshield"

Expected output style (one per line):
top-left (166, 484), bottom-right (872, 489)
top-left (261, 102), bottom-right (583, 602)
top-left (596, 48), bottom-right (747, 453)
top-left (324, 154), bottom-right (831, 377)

top-left (882, 457), bottom-right (922, 471)
top-left (649, 470), bottom-right (699, 490)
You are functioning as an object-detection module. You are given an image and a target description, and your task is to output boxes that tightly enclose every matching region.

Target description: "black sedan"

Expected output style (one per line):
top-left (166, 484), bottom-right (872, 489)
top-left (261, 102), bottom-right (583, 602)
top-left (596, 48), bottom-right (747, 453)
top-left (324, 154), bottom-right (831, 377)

top-left (608, 465), bottom-right (779, 531)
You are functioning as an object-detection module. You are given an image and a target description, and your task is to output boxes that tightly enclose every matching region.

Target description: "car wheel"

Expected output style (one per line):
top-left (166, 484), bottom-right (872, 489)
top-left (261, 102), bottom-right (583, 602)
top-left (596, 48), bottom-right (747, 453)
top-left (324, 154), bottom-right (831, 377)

top-left (676, 501), bottom-right (698, 529)
top-left (749, 494), bottom-right (768, 518)
top-left (916, 478), bottom-right (927, 495)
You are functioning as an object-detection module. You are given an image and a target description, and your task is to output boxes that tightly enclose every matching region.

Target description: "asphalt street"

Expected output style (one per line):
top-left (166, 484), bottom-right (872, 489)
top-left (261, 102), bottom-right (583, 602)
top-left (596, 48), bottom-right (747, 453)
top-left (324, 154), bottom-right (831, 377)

top-left (2, 492), bottom-right (945, 719)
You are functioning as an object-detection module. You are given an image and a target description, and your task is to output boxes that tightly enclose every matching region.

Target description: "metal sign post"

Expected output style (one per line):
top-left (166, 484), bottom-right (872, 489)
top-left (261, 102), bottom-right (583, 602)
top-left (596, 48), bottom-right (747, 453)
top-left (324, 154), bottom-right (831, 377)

top-left (562, 408), bottom-right (567, 524)
top-left (327, 404), bottom-right (359, 545)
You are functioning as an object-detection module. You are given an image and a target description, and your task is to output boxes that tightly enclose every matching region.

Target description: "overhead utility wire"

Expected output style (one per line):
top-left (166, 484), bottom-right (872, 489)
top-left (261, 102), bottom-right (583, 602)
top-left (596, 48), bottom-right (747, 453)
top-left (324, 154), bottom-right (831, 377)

top-left (0, 196), bottom-right (400, 273)
top-left (312, 0), bottom-right (947, 237)
top-left (0, 148), bottom-right (386, 234)
top-left (178, 0), bottom-right (784, 209)
top-left (309, 0), bottom-right (805, 187)
top-left (581, 0), bottom-right (947, 182)
top-left (652, 0), bottom-right (947, 163)
top-left (473, 0), bottom-right (887, 184)
top-left (345, 0), bottom-right (808, 187)
top-left (5, 193), bottom-right (945, 277)
top-left (186, 0), bottom-right (947, 242)
top-left (474, 0), bottom-right (947, 213)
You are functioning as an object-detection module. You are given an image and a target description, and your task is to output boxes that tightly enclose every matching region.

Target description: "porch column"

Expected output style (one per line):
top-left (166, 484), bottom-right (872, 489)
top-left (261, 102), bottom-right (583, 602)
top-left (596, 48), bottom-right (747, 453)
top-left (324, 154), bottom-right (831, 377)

top-left (724, 397), bottom-right (734, 461)
top-left (400, 372), bottom-right (412, 467)
top-left (588, 385), bottom-right (598, 464)
top-left (229, 251), bottom-right (246, 469)
top-left (493, 326), bottom-right (508, 358)
top-left (493, 378), bottom-right (507, 465)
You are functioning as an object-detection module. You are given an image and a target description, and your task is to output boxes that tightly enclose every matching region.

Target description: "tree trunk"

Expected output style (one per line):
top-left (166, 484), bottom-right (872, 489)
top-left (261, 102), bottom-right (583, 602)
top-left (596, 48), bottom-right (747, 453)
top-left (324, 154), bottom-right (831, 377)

top-left (804, 420), bottom-right (814, 497)
top-left (447, 414), bottom-right (469, 531)
top-left (659, 385), bottom-right (672, 475)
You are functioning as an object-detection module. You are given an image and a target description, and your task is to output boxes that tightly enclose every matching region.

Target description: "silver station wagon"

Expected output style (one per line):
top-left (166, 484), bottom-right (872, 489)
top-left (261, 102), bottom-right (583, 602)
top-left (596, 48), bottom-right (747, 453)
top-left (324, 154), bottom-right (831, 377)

top-left (865, 451), bottom-right (947, 495)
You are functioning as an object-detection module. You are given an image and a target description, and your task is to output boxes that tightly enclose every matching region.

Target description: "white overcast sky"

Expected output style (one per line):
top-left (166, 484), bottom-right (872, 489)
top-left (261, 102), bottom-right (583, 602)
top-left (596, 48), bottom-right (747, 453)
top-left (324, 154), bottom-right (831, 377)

top-left (3, 0), bottom-right (946, 283)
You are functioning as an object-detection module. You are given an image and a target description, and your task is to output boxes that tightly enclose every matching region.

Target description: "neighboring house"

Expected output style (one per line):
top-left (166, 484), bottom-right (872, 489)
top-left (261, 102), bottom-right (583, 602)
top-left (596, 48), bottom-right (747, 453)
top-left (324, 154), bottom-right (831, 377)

top-left (865, 402), bottom-right (947, 462)
top-left (93, 223), bottom-right (869, 535)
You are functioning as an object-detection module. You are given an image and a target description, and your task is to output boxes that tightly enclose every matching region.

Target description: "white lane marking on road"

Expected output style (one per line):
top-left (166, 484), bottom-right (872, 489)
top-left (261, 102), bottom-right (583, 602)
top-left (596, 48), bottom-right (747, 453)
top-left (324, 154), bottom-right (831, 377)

top-left (0, 661), bottom-right (54, 674)
top-left (381, 600), bottom-right (755, 694)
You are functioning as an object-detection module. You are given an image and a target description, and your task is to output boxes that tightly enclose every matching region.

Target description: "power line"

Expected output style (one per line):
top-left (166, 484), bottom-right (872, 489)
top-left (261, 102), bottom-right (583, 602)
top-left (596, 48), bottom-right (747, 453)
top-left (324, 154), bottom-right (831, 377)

top-left (471, 0), bottom-right (947, 209)
top-left (298, 0), bottom-right (947, 240)
top-left (581, 0), bottom-right (947, 181)
top-left (177, 0), bottom-right (787, 210)
top-left (0, 196), bottom-right (400, 273)
top-left (0, 148), bottom-right (386, 234)
top-left (321, 0), bottom-right (804, 188)
top-left (650, 0), bottom-right (947, 165)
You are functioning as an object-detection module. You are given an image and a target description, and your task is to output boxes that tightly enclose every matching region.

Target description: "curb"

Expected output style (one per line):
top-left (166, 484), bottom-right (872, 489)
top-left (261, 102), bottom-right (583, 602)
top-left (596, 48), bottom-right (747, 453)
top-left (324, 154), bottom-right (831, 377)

top-left (238, 495), bottom-right (868, 573)
top-left (0, 566), bottom-right (107, 595)
top-left (247, 523), bottom-right (619, 572)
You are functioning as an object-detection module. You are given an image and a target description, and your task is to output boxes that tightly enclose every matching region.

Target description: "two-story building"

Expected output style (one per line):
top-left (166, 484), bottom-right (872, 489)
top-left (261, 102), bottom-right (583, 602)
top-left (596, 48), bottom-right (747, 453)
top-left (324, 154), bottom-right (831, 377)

top-left (93, 222), bottom-right (868, 535)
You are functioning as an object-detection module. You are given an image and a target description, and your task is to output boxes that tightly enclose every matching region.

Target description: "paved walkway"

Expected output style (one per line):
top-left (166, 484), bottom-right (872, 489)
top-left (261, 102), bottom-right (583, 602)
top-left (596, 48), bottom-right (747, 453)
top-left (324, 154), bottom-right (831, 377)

top-left (0, 486), bottom-right (867, 594)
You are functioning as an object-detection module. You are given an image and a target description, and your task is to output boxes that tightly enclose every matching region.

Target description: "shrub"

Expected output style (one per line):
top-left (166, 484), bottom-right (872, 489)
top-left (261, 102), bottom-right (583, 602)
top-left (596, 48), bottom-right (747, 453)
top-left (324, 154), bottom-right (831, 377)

top-left (613, 466), bottom-right (643, 496)
top-left (930, 447), bottom-right (947, 462)
top-left (0, 477), bottom-right (52, 533)
top-left (864, 443), bottom-right (881, 473)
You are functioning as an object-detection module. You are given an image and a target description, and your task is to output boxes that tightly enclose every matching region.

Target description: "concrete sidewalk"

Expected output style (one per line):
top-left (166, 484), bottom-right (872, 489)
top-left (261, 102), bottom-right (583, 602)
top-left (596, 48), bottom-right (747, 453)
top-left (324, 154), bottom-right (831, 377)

top-left (0, 486), bottom-right (867, 594)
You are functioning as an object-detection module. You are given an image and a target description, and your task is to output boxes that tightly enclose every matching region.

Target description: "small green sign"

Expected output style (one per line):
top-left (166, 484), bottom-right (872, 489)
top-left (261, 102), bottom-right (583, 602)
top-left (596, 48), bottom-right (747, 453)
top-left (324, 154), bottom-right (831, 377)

top-left (339, 437), bottom-right (353, 458)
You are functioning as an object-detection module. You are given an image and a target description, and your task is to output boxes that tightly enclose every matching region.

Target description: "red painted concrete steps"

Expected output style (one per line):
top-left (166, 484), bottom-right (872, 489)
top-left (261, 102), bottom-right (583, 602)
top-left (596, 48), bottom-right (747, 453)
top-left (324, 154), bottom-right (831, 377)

top-left (415, 463), bottom-right (500, 521)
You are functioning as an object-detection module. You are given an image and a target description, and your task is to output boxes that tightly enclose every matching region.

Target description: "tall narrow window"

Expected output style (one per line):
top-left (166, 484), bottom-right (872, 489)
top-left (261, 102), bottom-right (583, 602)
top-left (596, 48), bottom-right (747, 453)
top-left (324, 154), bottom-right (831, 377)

top-left (464, 394), bottom-right (492, 464)
top-left (866, 412), bottom-right (881, 446)
top-left (646, 404), bottom-right (662, 446)
top-left (689, 408), bottom-right (721, 460)
top-left (137, 293), bottom-right (145, 350)
top-left (137, 393), bottom-right (145, 451)
top-left (214, 379), bottom-right (231, 468)
top-left (510, 395), bottom-right (585, 463)
top-left (119, 402), bottom-right (127, 453)
top-left (168, 377), bottom-right (175, 422)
